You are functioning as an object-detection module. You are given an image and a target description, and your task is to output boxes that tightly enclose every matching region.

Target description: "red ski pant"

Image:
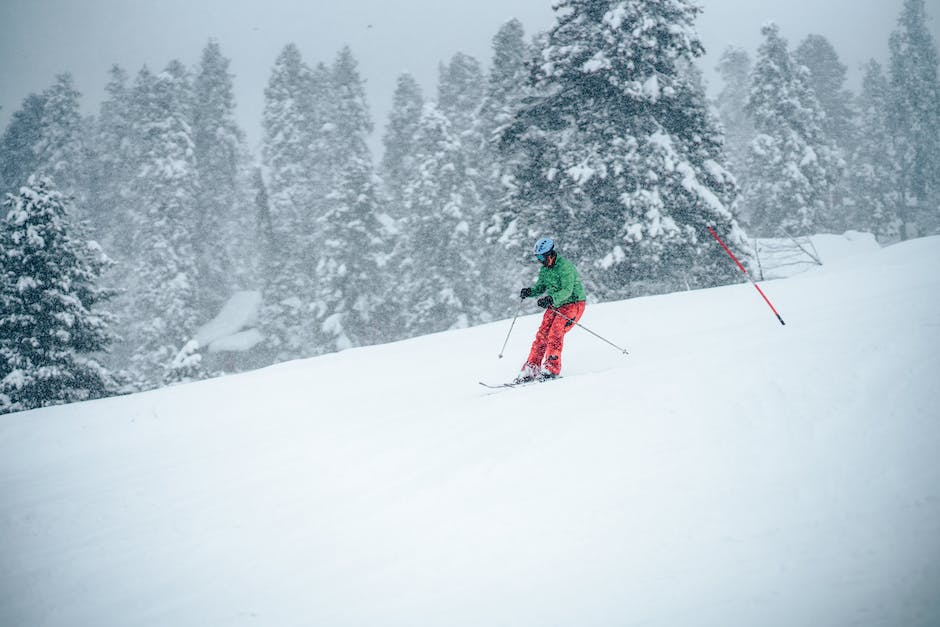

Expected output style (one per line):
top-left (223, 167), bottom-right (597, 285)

top-left (526, 301), bottom-right (586, 375)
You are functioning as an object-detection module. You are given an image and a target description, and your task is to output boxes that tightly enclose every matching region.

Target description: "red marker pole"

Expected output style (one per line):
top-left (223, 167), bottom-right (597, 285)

top-left (708, 226), bottom-right (786, 326)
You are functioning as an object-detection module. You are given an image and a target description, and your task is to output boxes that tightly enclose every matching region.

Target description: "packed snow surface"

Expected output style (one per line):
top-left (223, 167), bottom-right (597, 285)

top-left (2, 237), bottom-right (939, 627)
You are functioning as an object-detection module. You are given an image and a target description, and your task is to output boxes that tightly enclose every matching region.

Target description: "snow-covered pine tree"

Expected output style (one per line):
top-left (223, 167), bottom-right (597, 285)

top-left (30, 74), bottom-right (88, 203)
top-left (259, 44), bottom-right (321, 361)
top-left (313, 46), bottom-right (386, 351)
top-left (0, 177), bottom-right (118, 414)
top-left (794, 35), bottom-right (856, 154)
top-left (224, 163), bottom-right (265, 291)
top-left (887, 0), bottom-right (940, 237)
top-left (121, 62), bottom-right (201, 384)
top-left (192, 40), bottom-right (247, 312)
top-left (476, 19), bottom-right (532, 319)
top-left (478, 19), bottom-right (530, 147)
top-left (92, 65), bottom-right (137, 255)
top-left (499, 0), bottom-right (744, 299)
top-left (327, 47), bottom-right (373, 167)
top-left (0, 75), bottom-right (87, 204)
top-left (437, 53), bottom-right (485, 140)
top-left (794, 34), bottom-right (855, 231)
top-left (305, 61), bottom-right (339, 202)
top-left (400, 103), bottom-right (485, 335)
top-left (88, 66), bottom-right (144, 386)
top-left (0, 93), bottom-right (46, 195)
top-left (714, 46), bottom-right (755, 183)
top-left (437, 53), bottom-right (488, 243)
top-left (743, 23), bottom-right (842, 237)
top-left (380, 73), bottom-right (424, 220)
top-left (163, 339), bottom-right (207, 386)
top-left (261, 44), bottom-right (317, 238)
top-left (850, 61), bottom-right (902, 241)
top-left (251, 166), bottom-right (276, 287)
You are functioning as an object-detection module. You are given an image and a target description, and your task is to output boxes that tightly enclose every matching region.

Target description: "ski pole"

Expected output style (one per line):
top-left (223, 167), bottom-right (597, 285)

top-left (498, 298), bottom-right (526, 358)
top-left (707, 226), bottom-right (786, 326)
top-left (550, 307), bottom-right (629, 355)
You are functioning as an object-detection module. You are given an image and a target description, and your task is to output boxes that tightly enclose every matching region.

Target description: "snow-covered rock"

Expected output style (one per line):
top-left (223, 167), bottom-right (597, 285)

top-left (194, 290), bottom-right (263, 352)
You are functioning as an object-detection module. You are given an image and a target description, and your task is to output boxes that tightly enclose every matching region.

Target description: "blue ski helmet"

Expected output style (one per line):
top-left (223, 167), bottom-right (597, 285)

top-left (534, 237), bottom-right (555, 257)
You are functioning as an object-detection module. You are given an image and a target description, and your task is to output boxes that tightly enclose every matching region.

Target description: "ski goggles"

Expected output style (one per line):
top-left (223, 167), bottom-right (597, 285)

top-left (536, 253), bottom-right (547, 262)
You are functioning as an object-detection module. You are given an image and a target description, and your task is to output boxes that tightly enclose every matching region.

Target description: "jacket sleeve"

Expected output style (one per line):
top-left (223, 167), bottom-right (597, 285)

top-left (530, 269), bottom-right (548, 296)
top-left (548, 261), bottom-right (576, 305)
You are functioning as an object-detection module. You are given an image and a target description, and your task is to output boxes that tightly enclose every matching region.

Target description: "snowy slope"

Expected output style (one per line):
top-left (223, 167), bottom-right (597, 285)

top-left (2, 237), bottom-right (940, 627)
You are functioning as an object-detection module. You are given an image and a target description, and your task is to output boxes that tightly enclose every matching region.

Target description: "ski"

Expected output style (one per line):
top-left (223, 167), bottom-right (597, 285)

top-left (479, 376), bottom-right (562, 390)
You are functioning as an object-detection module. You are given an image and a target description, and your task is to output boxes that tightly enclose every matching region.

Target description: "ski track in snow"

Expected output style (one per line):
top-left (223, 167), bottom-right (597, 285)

top-left (1, 237), bottom-right (940, 627)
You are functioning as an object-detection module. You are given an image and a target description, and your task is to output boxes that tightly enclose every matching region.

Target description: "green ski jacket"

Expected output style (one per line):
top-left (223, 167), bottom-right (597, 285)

top-left (529, 255), bottom-right (586, 307)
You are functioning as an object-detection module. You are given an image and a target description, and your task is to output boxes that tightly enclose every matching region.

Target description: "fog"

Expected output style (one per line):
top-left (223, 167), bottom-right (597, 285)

top-left (0, 0), bottom-right (934, 151)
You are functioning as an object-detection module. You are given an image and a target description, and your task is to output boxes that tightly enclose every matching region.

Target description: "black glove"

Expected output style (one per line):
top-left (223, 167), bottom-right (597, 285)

top-left (537, 295), bottom-right (553, 309)
top-left (520, 287), bottom-right (533, 299)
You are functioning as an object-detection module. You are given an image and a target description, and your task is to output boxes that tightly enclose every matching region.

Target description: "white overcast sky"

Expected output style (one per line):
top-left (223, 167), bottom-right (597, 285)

top-left (0, 0), bottom-right (935, 153)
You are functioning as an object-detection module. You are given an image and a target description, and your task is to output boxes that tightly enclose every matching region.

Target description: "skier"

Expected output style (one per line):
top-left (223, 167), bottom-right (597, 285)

top-left (515, 237), bottom-right (586, 383)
